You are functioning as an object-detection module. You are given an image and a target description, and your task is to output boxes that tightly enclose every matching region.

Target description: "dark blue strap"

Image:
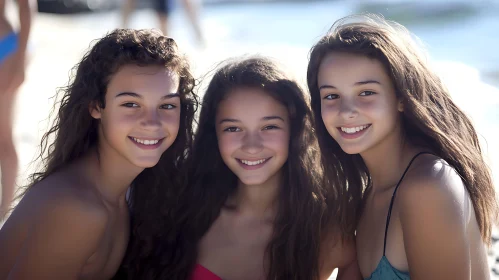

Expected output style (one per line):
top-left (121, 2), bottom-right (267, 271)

top-left (383, 152), bottom-right (433, 256)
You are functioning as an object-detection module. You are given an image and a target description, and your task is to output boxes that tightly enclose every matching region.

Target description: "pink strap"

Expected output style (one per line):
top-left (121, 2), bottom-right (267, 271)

top-left (190, 264), bottom-right (223, 280)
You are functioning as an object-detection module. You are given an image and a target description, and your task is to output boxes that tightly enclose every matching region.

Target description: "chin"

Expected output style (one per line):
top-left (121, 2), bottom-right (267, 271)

top-left (342, 149), bottom-right (361, 155)
top-left (338, 145), bottom-right (364, 155)
top-left (131, 157), bottom-right (162, 169)
top-left (239, 176), bottom-right (270, 186)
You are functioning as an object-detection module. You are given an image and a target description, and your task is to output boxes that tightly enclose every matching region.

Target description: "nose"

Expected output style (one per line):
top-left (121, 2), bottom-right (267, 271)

top-left (140, 108), bottom-right (162, 130)
top-left (338, 98), bottom-right (358, 120)
top-left (241, 131), bottom-right (264, 154)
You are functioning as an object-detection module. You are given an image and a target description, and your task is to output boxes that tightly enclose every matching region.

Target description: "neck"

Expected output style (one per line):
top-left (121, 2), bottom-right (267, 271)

top-left (231, 171), bottom-right (282, 219)
top-left (87, 143), bottom-right (144, 207)
top-left (361, 125), bottom-right (418, 193)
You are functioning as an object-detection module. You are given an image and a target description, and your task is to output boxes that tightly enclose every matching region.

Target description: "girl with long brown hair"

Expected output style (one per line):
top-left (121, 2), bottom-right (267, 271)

top-left (128, 56), bottom-right (360, 280)
top-left (0, 28), bottom-right (198, 279)
top-left (307, 14), bottom-right (497, 279)
top-left (188, 56), bottom-right (359, 280)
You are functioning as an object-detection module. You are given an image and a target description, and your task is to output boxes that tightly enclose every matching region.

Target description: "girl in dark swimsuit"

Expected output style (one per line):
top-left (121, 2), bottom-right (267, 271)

top-left (307, 14), bottom-right (497, 280)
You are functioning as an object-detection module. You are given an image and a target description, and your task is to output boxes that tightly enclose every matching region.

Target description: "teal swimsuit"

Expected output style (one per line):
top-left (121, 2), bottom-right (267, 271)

top-left (365, 152), bottom-right (431, 280)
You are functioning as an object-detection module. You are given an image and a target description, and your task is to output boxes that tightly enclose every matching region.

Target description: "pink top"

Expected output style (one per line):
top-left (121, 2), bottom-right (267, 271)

top-left (190, 264), bottom-right (223, 280)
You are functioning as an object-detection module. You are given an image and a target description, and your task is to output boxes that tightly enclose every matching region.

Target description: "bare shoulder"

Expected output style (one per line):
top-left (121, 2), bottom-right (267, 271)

top-left (395, 155), bottom-right (475, 278)
top-left (397, 154), bottom-right (468, 217)
top-left (0, 172), bottom-right (110, 279)
top-left (11, 170), bottom-right (108, 231)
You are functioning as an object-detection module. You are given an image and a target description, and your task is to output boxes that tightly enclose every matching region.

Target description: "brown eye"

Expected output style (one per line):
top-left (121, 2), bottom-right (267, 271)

top-left (224, 127), bottom-right (240, 132)
top-left (160, 104), bottom-right (177, 109)
top-left (359, 91), bottom-right (376, 96)
top-left (263, 125), bottom-right (279, 130)
top-left (122, 103), bottom-right (138, 108)
top-left (324, 94), bottom-right (339, 100)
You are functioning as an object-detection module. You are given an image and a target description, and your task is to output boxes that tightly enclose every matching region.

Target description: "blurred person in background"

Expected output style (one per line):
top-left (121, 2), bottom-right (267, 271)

top-left (0, 0), bottom-right (35, 221)
top-left (121, 0), bottom-right (204, 45)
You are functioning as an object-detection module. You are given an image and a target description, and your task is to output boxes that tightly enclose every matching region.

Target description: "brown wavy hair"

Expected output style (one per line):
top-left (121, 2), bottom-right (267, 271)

top-left (142, 57), bottom-right (327, 280)
top-left (17, 28), bottom-right (198, 275)
top-left (307, 14), bottom-right (497, 243)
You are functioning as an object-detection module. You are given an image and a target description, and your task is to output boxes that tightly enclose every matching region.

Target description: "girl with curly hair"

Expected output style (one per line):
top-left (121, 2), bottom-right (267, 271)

top-left (0, 28), bottom-right (197, 279)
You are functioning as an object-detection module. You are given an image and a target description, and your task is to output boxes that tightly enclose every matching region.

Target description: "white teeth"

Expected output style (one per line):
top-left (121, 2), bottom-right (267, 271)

top-left (132, 137), bottom-right (160, 145)
top-left (340, 125), bottom-right (370, 134)
top-left (241, 158), bottom-right (267, 166)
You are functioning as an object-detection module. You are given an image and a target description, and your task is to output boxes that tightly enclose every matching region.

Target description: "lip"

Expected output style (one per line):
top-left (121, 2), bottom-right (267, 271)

top-left (236, 157), bottom-right (272, 170)
top-left (128, 136), bottom-right (165, 150)
top-left (337, 124), bottom-right (371, 140)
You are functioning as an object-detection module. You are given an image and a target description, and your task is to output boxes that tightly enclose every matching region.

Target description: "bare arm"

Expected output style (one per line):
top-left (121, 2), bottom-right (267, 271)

top-left (336, 258), bottom-right (362, 280)
top-left (16, 0), bottom-right (35, 55)
top-left (6, 195), bottom-right (107, 279)
top-left (321, 232), bottom-right (362, 280)
top-left (399, 162), bottom-right (470, 280)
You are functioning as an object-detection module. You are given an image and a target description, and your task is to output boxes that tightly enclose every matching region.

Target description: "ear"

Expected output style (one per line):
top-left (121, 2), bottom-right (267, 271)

top-left (89, 101), bottom-right (102, 119)
top-left (397, 100), bottom-right (404, 112)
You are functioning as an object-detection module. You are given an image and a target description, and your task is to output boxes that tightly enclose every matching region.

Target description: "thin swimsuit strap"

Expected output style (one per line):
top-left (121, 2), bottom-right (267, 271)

top-left (382, 152), bottom-right (433, 256)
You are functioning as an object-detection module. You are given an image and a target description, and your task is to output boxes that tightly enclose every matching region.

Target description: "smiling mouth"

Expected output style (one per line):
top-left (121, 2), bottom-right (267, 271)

top-left (236, 157), bottom-right (272, 170)
top-left (338, 124), bottom-right (371, 134)
top-left (336, 124), bottom-right (372, 140)
top-left (237, 158), bottom-right (270, 166)
top-left (128, 136), bottom-right (165, 148)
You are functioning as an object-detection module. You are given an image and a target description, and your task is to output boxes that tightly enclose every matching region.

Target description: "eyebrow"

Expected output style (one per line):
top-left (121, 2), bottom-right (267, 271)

top-left (262, 116), bottom-right (285, 122)
top-left (218, 116), bottom-right (285, 124)
top-left (318, 80), bottom-right (381, 90)
top-left (219, 118), bottom-right (240, 124)
top-left (115, 92), bottom-right (180, 100)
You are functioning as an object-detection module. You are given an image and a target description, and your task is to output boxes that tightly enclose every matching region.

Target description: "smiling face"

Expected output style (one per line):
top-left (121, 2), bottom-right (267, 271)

top-left (215, 87), bottom-right (290, 186)
top-left (91, 64), bottom-right (181, 168)
top-left (317, 52), bottom-right (403, 155)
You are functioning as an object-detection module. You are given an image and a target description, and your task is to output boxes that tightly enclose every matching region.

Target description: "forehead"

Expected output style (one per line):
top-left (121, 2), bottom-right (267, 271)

top-left (108, 64), bottom-right (180, 92)
top-left (318, 52), bottom-right (391, 85)
top-left (216, 87), bottom-right (288, 119)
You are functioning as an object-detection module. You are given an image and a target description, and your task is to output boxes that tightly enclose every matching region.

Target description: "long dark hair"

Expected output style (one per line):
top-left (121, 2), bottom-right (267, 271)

top-left (18, 28), bottom-right (198, 275)
top-left (307, 14), bottom-right (497, 243)
top-left (148, 57), bottom-right (327, 280)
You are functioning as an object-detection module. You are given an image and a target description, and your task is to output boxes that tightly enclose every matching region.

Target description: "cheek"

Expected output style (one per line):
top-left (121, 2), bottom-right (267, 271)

top-left (321, 103), bottom-right (340, 136)
top-left (265, 132), bottom-right (289, 159)
top-left (162, 111), bottom-right (181, 134)
top-left (360, 99), bottom-right (396, 120)
top-left (100, 109), bottom-right (137, 133)
top-left (217, 133), bottom-right (241, 159)
top-left (321, 102), bottom-right (338, 122)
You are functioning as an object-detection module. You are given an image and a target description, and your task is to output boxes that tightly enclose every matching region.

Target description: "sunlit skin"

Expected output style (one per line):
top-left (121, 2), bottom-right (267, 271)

top-left (216, 88), bottom-right (290, 188)
top-left (92, 64), bottom-right (181, 169)
top-left (317, 51), bottom-right (489, 280)
top-left (318, 52), bottom-right (403, 157)
top-left (0, 64), bottom-right (181, 280)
